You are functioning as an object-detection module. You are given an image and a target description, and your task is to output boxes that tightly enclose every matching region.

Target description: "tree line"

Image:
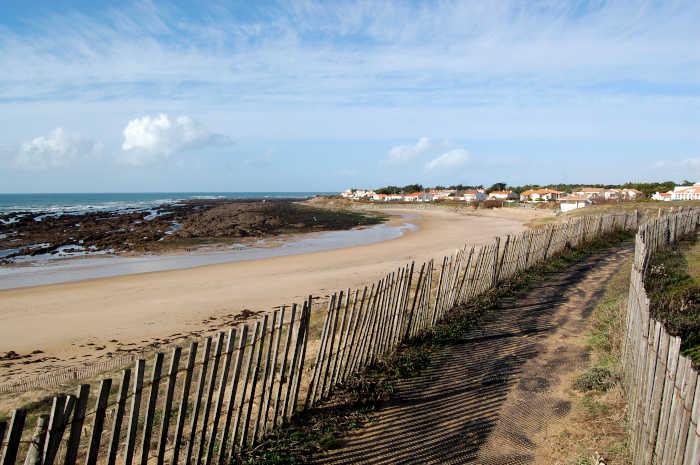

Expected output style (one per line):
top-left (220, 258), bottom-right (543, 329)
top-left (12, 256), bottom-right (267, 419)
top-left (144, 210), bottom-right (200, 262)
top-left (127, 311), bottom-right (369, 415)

top-left (371, 181), bottom-right (693, 197)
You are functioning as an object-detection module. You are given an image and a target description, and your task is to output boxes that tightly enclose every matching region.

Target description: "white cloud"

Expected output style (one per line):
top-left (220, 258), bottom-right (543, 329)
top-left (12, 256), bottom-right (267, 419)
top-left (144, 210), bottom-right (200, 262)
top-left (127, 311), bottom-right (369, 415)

top-left (121, 113), bottom-right (231, 165)
top-left (386, 137), bottom-right (449, 164)
top-left (387, 137), bottom-right (431, 163)
top-left (425, 149), bottom-right (470, 171)
top-left (15, 128), bottom-right (100, 169)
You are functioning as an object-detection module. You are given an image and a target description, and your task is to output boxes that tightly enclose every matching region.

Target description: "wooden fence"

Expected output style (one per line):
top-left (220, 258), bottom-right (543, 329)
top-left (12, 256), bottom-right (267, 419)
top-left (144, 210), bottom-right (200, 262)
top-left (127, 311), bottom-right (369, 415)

top-left (622, 208), bottom-right (700, 465)
top-left (0, 210), bottom-right (640, 465)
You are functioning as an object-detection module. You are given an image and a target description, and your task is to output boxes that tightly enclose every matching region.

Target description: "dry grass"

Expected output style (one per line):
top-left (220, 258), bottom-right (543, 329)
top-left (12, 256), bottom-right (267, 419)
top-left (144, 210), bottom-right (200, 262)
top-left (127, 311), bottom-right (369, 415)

top-left (526, 200), bottom-right (700, 229)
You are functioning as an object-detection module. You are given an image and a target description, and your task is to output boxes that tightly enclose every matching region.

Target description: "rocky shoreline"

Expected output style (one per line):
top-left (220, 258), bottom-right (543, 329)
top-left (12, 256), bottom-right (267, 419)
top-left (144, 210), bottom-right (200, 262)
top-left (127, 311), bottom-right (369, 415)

top-left (0, 199), bottom-right (383, 263)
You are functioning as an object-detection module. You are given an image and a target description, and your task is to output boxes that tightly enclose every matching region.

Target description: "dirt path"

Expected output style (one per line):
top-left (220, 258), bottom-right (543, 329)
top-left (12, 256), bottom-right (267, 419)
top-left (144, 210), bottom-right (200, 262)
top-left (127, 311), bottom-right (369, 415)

top-left (314, 245), bottom-right (632, 465)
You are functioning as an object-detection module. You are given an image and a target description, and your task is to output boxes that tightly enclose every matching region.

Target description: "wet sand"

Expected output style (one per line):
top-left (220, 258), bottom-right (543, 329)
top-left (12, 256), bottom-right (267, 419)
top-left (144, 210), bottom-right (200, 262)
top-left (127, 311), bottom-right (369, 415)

top-left (0, 206), bottom-right (545, 384)
top-left (0, 220), bottom-right (416, 290)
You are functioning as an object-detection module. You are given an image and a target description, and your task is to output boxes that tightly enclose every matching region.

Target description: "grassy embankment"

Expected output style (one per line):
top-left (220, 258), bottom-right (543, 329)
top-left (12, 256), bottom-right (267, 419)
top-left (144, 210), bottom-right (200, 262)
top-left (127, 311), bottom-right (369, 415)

top-left (239, 230), bottom-right (634, 465)
top-left (527, 201), bottom-right (700, 229)
top-left (644, 234), bottom-right (700, 365)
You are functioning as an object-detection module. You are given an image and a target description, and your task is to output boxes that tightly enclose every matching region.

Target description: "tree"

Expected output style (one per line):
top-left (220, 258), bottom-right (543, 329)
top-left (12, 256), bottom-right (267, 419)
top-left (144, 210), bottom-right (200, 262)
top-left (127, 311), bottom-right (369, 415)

top-left (488, 182), bottom-right (507, 192)
top-left (401, 184), bottom-right (423, 193)
top-left (375, 185), bottom-right (402, 195)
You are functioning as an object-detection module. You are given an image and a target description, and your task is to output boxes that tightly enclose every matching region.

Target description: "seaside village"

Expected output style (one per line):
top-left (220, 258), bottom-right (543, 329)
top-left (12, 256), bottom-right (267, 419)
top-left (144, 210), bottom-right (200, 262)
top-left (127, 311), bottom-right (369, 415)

top-left (339, 185), bottom-right (700, 212)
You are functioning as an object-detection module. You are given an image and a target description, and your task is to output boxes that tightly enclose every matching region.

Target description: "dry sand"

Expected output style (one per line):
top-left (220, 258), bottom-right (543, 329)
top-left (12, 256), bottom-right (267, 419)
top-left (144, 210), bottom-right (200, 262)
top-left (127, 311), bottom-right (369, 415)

top-left (0, 205), bottom-right (547, 383)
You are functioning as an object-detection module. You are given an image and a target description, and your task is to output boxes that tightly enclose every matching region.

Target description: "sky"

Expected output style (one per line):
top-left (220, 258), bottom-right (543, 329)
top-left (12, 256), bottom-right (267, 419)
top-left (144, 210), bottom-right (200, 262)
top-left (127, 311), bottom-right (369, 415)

top-left (0, 0), bottom-right (699, 193)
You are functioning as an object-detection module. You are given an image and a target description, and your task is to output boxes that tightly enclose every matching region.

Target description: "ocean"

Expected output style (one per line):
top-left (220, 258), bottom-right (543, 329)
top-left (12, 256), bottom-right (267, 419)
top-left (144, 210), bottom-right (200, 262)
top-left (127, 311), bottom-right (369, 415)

top-left (0, 192), bottom-right (335, 215)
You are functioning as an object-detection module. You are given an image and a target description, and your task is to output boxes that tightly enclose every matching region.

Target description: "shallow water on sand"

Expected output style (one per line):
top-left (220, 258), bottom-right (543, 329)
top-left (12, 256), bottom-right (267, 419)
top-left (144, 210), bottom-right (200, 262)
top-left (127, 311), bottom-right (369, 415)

top-left (0, 221), bottom-right (417, 290)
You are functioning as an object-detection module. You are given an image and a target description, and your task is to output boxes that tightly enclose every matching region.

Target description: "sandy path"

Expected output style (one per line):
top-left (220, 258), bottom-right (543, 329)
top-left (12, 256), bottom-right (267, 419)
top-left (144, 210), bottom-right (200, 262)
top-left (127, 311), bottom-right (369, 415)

top-left (314, 245), bottom-right (631, 465)
top-left (0, 206), bottom-right (538, 382)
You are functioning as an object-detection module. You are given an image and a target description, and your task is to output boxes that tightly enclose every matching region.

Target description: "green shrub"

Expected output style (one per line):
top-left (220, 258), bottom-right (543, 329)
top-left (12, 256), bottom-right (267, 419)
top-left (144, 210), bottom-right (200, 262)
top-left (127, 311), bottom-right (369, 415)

top-left (573, 367), bottom-right (616, 392)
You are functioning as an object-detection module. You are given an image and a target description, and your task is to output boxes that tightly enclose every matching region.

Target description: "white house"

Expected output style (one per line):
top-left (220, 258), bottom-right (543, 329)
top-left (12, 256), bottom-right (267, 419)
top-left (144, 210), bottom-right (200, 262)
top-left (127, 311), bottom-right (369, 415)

top-left (603, 189), bottom-right (622, 201)
top-left (573, 187), bottom-right (606, 199)
top-left (621, 188), bottom-right (644, 200)
top-left (520, 188), bottom-right (563, 202)
top-left (463, 190), bottom-right (488, 201)
top-left (428, 189), bottom-right (455, 200)
top-left (488, 190), bottom-right (519, 201)
top-left (652, 192), bottom-right (672, 202)
top-left (355, 189), bottom-right (376, 200)
top-left (671, 184), bottom-right (700, 201)
top-left (559, 196), bottom-right (592, 212)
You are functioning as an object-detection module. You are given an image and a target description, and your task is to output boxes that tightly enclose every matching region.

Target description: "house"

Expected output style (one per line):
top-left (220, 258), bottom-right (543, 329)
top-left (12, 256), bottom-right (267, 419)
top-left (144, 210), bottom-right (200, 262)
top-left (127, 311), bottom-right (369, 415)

top-left (488, 190), bottom-right (519, 201)
top-left (372, 193), bottom-right (388, 202)
top-left (603, 189), bottom-right (622, 201)
top-left (341, 189), bottom-right (353, 199)
top-left (353, 189), bottom-right (375, 200)
top-left (572, 187), bottom-right (606, 199)
top-left (558, 196), bottom-right (592, 212)
top-left (671, 184), bottom-right (700, 201)
top-left (621, 188), bottom-right (644, 200)
top-left (520, 188), bottom-right (563, 202)
top-left (652, 192), bottom-right (672, 202)
top-left (403, 192), bottom-right (423, 202)
top-left (463, 190), bottom-right (488, 201)
top-left (428, 189), bottom-right (455, 200)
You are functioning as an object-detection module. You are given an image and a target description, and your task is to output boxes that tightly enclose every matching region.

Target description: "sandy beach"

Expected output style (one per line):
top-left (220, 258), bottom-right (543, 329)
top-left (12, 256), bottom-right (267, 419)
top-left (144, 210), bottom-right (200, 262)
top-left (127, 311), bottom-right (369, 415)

top-left (0, 205), bottom-right (546, 384)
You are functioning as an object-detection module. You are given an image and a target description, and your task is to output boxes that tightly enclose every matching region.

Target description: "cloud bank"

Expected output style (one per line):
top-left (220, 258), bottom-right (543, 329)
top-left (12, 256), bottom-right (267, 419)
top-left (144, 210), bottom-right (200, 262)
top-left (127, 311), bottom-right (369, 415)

top-left (121, 114), bottom-right (231, 165)
top-left (15, 128), bottom-right (100, 169)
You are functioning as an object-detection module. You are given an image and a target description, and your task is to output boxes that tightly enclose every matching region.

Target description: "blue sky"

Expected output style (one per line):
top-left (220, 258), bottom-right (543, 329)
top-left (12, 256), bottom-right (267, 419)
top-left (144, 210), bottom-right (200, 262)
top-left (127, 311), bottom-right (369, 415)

top-left (0, 0), bottom-right (698, 192)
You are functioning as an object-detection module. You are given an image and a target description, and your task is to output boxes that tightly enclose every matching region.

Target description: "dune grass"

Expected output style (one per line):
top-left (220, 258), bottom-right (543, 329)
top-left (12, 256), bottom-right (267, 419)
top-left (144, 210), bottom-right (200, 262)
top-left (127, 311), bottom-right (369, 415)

top-left (645, 234), bottom-right (700, 365)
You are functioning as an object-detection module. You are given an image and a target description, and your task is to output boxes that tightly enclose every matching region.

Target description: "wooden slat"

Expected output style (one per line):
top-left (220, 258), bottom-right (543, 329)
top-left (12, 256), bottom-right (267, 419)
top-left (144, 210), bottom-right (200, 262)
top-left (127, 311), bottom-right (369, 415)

top-left (405, 263), bottom-right (425, 339)
top-left (260, 308), bottom-right (284, 439)
top-left (288, 302), bottom-right (311, 418)
top-left (230, 324), bottom-right (257, 456)
top-left (319, 291), bottom-right (341, 399)
top-left (106, 370), bottom-right (131, 465)
top-left (306, 294), bottom-right (335, 407)
top-left (185, 338), bottom-right (212, 465)
top-left (204, 330), bottom-right (235, 465)
top-left (24, 415), bottom-right (47, 465)
top-left (170, 342), bottom-right (197, 465)
top-left (64, 384), bottom-right (90, 465)
top-left (253, 312), bottom-right (278, 444)
top-left (43, 396), bottom-right (74, 465)
top-left (0, 422), bottom-right (7, 458)
top-left (195, 333), bottom-right (224, 465)
top-left (1, 409), bottom-right (26, 465)
top-left (140, 352), bottom-right (164, 465)
top-left (337, 289), bottom-right (361, 383)
top-left (674, 358), bottom-right (698, 465)
top-left (123, 360), bottom-right (145, 465)
top-left (282, 301), bottom-right (307, 421)
top-left (156, 347), bottom-right (181, 465)
top-left (329, 290), bottom-right (351, 389)
top-left (218, 326), bottom-right (247, 465)
top-left (272, 305), bottom-right (296, 429)
top-left (240, 316), bottom-right (268, 449)
top-left (342, 287), bottom-right (368, 379)
top-left (85, 378), bottom-right (113, 465)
